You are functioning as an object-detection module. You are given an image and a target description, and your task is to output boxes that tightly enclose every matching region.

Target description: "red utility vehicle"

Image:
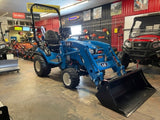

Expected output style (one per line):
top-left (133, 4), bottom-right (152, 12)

top-left (119, 14), bottom-right (160, 68)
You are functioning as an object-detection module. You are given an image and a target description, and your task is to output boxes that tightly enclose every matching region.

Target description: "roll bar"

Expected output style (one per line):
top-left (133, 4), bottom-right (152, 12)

top-left (30, 3), bottom-right (62, 45)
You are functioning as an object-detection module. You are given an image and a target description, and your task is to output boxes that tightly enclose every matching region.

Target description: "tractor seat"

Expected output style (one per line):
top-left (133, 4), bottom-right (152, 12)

top-left (44, 30), bottom-right (60, 52)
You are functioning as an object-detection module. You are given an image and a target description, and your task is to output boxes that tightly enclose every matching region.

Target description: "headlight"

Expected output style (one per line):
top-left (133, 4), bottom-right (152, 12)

top-left (152, 42), bottom-right (160, 49)
top-left (89, 48), bottom-right (95, 54)
top-left (124, 40), bottom-right (131, 48)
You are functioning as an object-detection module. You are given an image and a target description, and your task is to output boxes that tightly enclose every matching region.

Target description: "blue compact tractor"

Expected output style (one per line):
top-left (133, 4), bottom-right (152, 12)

top-left (30, 4), bottom-right (156, 117)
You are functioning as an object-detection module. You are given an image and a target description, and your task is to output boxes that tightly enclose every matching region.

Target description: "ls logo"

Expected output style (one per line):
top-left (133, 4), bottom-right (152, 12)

top-left (101, 63), bottom-right (107, 67)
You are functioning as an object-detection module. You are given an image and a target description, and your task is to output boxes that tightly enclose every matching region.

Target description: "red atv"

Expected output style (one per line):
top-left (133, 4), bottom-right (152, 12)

top-left (118, 14), bottom-right (160, 68)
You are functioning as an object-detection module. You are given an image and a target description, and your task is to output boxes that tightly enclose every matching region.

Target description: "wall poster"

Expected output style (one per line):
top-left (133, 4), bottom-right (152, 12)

top-left (83, 10), bottom-right (91, 21)
top-left (134, 0), bottom-right (148, 11)
top-left (111, 2), bottom-right (122, 16)
top-left (93, 7), bottom-right (102, 19)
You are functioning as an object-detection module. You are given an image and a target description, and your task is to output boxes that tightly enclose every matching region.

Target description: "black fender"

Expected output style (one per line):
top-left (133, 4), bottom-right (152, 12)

top-left (33, 52), bottom-right (43, 57)
top-left (33, 52), bottom-right (56, 68)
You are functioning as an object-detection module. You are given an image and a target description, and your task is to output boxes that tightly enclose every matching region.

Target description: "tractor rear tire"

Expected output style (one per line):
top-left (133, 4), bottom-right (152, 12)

top-left (34, 55), bottom-right (51, 77)
top-left (62, 68), bottom-right (80, 89)
top-left (118, 51), bottom-right (130, 69)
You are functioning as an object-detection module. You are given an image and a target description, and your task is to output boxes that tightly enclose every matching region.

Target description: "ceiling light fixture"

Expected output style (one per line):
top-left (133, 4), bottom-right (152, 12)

top-left (40, 0), bottom-right (89, 18)
top-left (40, 13), bottom-right (53, 17)
top-left (61, 0), bottom-right (89, 10)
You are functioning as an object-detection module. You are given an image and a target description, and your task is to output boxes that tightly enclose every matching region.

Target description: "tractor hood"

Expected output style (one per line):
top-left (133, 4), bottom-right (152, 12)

top-left (129, 35), bottom-right (160, 42)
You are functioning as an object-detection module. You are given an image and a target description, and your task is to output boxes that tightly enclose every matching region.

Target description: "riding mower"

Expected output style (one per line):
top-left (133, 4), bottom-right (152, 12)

top-left (11, 40), bottom-right (37, 60)
top-left (0, 22), bottom-right (19, 73)
top-left (30, 4), bottom-right (156, 117)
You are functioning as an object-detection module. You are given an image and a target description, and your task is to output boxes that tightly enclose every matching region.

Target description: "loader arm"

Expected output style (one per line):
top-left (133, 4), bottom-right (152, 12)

top-left (60, 40), bottom-right (156, 117)
top-left (60, 40), bottom-right (125, 86)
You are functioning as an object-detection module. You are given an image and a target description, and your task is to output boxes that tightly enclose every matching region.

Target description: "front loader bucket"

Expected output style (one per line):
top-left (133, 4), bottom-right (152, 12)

top-left (96, 69), bottom-right (156, 117)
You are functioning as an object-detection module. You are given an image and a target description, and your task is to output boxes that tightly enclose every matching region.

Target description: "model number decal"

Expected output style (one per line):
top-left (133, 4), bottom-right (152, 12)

top-left (101, 63), bottom-right (107, 67)
top-left (66, 42), bottom-right (71, 46)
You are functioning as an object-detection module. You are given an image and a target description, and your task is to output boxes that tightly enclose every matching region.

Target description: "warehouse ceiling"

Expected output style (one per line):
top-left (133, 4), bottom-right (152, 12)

top-left (0, 0), bottom-right (116, 17)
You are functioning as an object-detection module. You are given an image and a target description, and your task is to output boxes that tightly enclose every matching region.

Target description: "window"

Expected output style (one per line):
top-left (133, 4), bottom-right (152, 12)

top-left (70, 25), bottom-right (82, 35)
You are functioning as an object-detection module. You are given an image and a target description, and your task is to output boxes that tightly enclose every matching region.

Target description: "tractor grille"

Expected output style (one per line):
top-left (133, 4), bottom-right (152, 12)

top-left (130, 51), bottom-right (146, 56)
top-left (133, 42), bottom-right (148, 48)
top-left (124, 42), bottom-right (155, 58)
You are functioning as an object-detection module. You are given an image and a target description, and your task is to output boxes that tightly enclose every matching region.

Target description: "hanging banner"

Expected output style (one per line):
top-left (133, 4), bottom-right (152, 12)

top-left (62, 13), bottom-right (83, 26)
top-left (12, 13), bottom-right (25, 19)
top-left (25, 13), bottom-right (40, 20)
top-left (14, 26), bottom-right (22, 31)
top-left (26, 3), bottom-right (60, 13)
top-left (67, 16), bottom-right (80, 21)
top-left (12, 12), bottom-right (40, 20)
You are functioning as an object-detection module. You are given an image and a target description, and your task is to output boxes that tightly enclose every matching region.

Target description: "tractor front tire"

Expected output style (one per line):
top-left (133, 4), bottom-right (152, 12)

top-left (62, 68), bottom-right (80, 89)
top-left (34, 55), bottom-right (51, 77)
top-left (118, 51), bottom-right (130, 69)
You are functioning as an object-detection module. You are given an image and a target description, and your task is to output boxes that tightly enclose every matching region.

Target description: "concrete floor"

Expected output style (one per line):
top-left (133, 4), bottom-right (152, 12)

top-left (0, 58), bottom-right (160, 120)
